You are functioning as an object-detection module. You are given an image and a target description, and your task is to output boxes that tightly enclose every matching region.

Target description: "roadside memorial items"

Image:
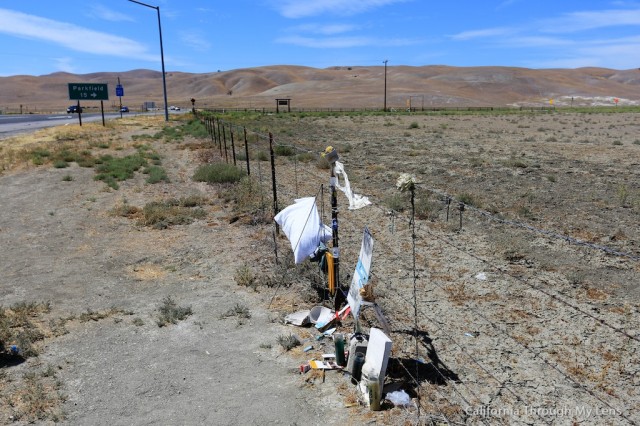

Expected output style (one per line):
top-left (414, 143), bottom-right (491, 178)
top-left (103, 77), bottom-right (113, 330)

top-left (274, 197), bottom-right (331, 264)
top-left (386, 390), bottom-right (411, 407)
top-left (309, 306), bottom-right (333, 325)
top-left (345, 333), bottom-right (369, 375)
top-left (363, 328), bottom-right (392, 388)
top-left (284, 310), bottom-right (310, 326)
top-left (347, 228), bottom-right (374, 321)
top-left (333, 333), bottom-right (346, 366)
top-left (333, 161), bottom-right (371, 210)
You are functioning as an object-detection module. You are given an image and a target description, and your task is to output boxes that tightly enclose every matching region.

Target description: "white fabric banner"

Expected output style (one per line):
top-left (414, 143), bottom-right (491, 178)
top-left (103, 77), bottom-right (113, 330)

top-left (334, 161), bottom-right (371, 210)
top-left (274, 197), bottom-right (328, 264)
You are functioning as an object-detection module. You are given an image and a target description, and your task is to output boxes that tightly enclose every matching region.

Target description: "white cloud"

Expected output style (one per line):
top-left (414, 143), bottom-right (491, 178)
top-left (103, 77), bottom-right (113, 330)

top-left (524, 35), bottom-right (640, 69)
top-left (180, 31), bottom-right (212, 51)
top-left (276, 34), bottom-right (420, 48)
top-left (276, 35), bottom-right (372, 48)
top-left (502, 36), bottom-right (574, 48)
top-left (88, 5), bottom-right (135, 22)
top-left (0, 8), bottom-right (156, 61)
top-left (450, 27), bottom-right (513, 41)
top-left (539, 9), bottom-right (640, 33)
top-left (497, 0), bottom-right (522, 8)
top-left (289, 23), bottom-right (359, 35)
top-left (273, 0), bottom-right (411, 18)
top-left (54, 57), bottom-right (77, 73)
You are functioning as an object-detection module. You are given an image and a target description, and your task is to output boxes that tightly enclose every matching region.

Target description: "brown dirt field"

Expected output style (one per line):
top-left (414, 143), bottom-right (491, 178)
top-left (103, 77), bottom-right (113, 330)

top-left (1, 111), bottom-right (639, 425)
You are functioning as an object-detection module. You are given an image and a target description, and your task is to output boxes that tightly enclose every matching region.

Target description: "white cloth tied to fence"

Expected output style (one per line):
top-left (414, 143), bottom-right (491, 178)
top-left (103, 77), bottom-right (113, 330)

top-left (274, 197), bottom-right (331, 264)
top-left (334, 161), bottom-right (371, 210)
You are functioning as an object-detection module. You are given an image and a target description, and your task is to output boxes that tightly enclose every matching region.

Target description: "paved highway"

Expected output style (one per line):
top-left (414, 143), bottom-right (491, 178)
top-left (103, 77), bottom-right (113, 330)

top-left (0, 111), bottom-right (168, 139)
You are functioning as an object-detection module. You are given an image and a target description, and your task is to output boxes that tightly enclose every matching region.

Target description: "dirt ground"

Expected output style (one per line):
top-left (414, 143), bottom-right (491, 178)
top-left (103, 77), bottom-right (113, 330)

top-left (0, 111), bottom-right (639, 425)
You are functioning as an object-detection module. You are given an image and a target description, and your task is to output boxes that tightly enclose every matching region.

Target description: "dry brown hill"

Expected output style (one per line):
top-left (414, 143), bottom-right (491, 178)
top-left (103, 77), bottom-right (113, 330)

top-left (1, 65), bottom-right (640, 113)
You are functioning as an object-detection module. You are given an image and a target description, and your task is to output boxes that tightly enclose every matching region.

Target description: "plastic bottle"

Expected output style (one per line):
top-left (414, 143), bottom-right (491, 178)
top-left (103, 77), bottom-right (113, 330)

top-left (351, 352), bottom-right (365, 384)
top-left (367, 370), bottom-right (381, 411)
top-left (334, 333), bottom-right (346, 366)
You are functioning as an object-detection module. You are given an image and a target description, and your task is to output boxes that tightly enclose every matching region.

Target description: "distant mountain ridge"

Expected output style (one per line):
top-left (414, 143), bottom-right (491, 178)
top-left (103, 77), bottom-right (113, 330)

top-left (1, 65), bottom-right (639, 112)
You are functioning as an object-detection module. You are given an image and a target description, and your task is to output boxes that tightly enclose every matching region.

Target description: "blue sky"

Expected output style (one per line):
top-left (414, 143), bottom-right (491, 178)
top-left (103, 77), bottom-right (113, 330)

top-left (1, 1), bottom-right (640, 76)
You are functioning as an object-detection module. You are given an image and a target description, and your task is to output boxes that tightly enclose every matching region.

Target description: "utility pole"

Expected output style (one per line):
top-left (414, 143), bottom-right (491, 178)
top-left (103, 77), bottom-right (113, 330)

top-left (118, 76), bottom-right (123, 118)
top-left (128, 0), bottom-right (169, 122)
top-left (383, 59), bottom-right (388, 112)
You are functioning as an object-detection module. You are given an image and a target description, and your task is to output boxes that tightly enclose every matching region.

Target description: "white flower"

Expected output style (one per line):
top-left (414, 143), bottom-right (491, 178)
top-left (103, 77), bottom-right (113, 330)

top-left (396, 173), bottom-right (416, 192)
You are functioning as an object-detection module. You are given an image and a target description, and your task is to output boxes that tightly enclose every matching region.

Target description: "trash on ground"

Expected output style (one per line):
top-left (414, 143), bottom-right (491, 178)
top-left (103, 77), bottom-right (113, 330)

top-left (464, 331), bottom-right (480, 337)
top-left (309, 306), bottom-right (334, 326)
top-left (346, 333), bottom-right (369, 375)
top-left (337, 304), bottom-right (351, 321)
top-left (475, 272), bottom-right (487, 281)
top-left (284, 310), bottom-right (311, 326)
top-left (386, 389), bottom-right (411, 407)
top-left (334, 333), bottom-right (346, 366)
top-left (303, 345), bottom-right (314, 352)
top-left (309, 360), bottom-right (341, 370)
top-left (299, 363), bottom-right (311, 374)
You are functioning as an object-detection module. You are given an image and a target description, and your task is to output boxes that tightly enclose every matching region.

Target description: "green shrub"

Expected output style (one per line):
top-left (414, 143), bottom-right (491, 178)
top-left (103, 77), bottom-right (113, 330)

top-left (139, 200), bottom-right (206, 228)
top-left (254, 150), bottom-right (269, 161)
top-left (296, 152), bottom-right (316, 163)
top-left (144, 166), bottom-right (169, 184)
top-left (274, 144), bottom-right (295, 156)
top-left (234, 265), bottom-right (256, 289)
top-left (94, 154), bottom-right (147, 189)
top-left (276, 334), bottom-right (300, 351)
top-left (157, 296), bottom-right (192, 327)
top-left (221, 303), bottom-right (251, 319)
top-left (316, 156), bottom-right (330, 170)
top-left (53, 160), bottom-right (69, 169)
top-left (458, 193), bottom-right (480, 207)
top-left (30, 148), bottom-right (50, 165)
top-left (183, 119), bottom-right (209, 138)
top-left (192, 163), bottom-right (245, 183)
top-left (384, 193), bottom-right (407, 212)
top-left (415, 197), bottom-right (436, 220)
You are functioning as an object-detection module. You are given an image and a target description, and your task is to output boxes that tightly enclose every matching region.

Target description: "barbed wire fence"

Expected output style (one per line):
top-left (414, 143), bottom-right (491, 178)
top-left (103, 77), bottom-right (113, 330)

top-left (197, 113), bottom-right (639, 425)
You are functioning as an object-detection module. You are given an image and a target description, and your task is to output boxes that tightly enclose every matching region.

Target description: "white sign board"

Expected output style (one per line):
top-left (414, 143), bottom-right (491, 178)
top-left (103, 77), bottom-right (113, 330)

top-left (347, 227), bottom-right (374, 319)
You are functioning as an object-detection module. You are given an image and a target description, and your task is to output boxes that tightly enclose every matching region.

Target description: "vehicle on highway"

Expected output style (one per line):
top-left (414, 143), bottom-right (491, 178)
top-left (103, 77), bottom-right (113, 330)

top-left (67, 105), bottom-right (83, 113)
top-left (170, 106), bottom-right (181, 111)
top-left (120, 106), bottom-right (129, 113)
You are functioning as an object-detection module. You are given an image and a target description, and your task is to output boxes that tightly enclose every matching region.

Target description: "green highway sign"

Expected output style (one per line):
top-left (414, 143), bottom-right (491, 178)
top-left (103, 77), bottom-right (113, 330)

top-left (68, 83), bottom-right (109, 101)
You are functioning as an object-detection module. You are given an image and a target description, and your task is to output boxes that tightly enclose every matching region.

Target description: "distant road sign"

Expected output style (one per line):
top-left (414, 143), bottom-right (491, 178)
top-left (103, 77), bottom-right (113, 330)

top-left (68, 83), bottom-right (109, 101)
top-left (116, 84), bottom-right (124, 97)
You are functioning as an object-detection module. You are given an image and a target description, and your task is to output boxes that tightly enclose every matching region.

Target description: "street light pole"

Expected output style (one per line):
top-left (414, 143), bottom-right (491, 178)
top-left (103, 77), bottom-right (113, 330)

top-left (129, 0), bottom-right (169, 122)
top-left (383, 59), bottom-right (388, 112)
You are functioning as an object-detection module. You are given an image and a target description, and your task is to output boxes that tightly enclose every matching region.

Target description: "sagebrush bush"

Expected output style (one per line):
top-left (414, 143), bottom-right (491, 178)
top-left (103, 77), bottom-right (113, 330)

top-left (138, 200), bottom-right (206, 229)
top-left (157, 296), bottom-right (192, 327)
top-left (144, 165), bottom-right (169, 184)
top-left (192, 163), bottom-right (245, 183)
top-left (234, 265), bottom-right (256, 289)
top-left (274, 144), bottom-right (295, 156)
